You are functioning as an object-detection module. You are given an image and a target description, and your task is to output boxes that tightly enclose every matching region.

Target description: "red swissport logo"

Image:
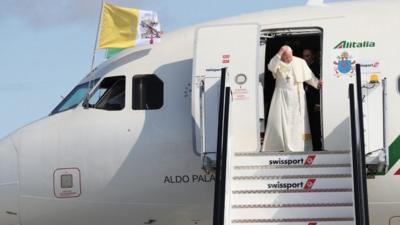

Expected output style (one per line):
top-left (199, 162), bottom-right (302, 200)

top-left (308, 222), bottom-right (317, 225)
top-left (304, 155), bottom-right (316, 165)
top-left (395, 168), bottom-right (400, 175)
top-left (303, 179), bottom-right (317, 190)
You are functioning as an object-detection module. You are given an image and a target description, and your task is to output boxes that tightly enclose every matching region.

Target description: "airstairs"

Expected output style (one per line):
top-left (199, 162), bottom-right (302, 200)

top-left (192, 24), bottom-right (370, 225)
top-left (209, 66), bottom-right (369, 225)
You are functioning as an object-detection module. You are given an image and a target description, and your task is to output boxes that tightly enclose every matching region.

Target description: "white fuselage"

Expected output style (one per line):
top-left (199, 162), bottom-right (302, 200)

top-left (1, 1), bottom-right (400, 225)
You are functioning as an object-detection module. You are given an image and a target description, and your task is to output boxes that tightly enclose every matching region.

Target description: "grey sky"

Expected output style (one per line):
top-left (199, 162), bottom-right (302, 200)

top-left (1, 0), bottom-right (350, 30)
top-left (1, 0), bottom-right (97, 28)
top-left (1, 0), bottom-right (351, 30)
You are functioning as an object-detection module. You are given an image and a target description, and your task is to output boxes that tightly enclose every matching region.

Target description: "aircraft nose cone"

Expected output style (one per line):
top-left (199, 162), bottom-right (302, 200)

top-left (0, 138), bottom-right (20, 225)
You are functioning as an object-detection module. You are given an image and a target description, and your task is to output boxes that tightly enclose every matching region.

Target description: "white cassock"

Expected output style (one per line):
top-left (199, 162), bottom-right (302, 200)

top-left (262, 54), bottom-right (319, 152)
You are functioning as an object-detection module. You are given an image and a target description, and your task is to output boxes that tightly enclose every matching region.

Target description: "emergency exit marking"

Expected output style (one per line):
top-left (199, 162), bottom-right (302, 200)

top-left (54, 168), bottom-right (81, 198)
top-left (222, 54), bottom-right (230, 64)
top-left (232, 88), bottom-right (249, 100)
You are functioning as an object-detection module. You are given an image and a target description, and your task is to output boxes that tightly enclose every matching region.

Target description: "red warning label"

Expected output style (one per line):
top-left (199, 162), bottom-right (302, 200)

top-left (222, 54), bottom-right (230, 64)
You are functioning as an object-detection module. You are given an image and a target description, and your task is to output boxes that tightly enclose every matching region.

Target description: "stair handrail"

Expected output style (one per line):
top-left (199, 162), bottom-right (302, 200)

top-left (348, 64), bottom-right (370, 225)
top-left (213, 68), bottom-right (231, 225)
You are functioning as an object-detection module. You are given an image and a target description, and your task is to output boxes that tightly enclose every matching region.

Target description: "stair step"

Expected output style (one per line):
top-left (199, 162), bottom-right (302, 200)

top-left (230, 206), bottom-right (353, 220)
top-left (232, 189), bottom-right (352, 194)
top-left (230, 189), bottom-right (353, 205)
top-left (231, 165), bottom-right (351, 176)
top-left (232, 222), bottom-right (354, 225)
top-left (231, 203), bottom-right (353, 208)
top-left (233, 151), bottom-right (350, 167)
top-left (232, 174), bottom-right (351, 180)
top-left (235, 150), bottom-right (350, 156)
top-left (231, 176), bottom-right (352, 191)
top-left (230, 191), bottom-right (353, 205)
top-left (232, 219), bottom-right (354, 225)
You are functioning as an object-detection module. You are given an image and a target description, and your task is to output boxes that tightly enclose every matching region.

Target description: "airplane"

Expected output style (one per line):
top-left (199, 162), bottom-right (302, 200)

top-left (1, 0), bottom-right (400, 225)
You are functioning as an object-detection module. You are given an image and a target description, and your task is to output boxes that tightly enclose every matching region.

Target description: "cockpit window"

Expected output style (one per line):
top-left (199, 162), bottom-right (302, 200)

top-left (88, 76), bottom-right (125, 111)
top-left (50, 79), bottom-right (99, 115)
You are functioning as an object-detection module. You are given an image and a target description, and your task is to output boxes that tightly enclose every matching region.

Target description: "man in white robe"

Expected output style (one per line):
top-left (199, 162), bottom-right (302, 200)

top-left (262, 45), bottom-right (321, 152)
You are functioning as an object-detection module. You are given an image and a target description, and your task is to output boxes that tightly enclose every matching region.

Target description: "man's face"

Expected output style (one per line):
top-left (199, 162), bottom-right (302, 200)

top-left (281, 51), bottom-right (293, 63)
top-left (302, 49), bottom-right (313, 65)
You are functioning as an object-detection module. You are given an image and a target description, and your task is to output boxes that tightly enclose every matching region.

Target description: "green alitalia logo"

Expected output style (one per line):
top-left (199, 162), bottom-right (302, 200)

top-left (334, 40), bottom-right (376, 49)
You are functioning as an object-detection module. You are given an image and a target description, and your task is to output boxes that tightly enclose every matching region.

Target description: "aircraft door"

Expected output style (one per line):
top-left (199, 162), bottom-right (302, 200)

top-left (192, 23), bottom-right (262, 169)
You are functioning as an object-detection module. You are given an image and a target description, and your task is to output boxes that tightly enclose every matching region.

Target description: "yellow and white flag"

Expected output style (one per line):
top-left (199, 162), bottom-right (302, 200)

top-left (98, 3), bottom-right (161, 49)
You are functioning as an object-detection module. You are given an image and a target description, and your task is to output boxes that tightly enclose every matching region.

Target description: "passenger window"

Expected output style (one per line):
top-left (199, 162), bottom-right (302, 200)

top-left (132, 75), bottom-right (163, 110)
top-left (89, 76), bottom-right (125, 111)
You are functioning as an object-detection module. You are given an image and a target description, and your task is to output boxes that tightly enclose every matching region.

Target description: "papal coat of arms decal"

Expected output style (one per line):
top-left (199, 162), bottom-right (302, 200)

top-left (333, 51), bottom-right (356, 77)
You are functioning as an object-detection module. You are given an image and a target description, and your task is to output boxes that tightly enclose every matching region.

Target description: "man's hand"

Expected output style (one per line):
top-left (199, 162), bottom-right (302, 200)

top-left (318, 80), bottom-right (323, 89)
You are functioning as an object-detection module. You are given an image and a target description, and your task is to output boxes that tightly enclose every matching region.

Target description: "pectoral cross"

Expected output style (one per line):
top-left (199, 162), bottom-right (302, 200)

top-left (285, 75), bottom-right (290, 83)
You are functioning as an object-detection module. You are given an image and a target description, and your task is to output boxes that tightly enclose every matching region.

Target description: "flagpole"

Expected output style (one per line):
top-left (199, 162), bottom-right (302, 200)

top-left (90, 0), bottom-right (105, 71)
